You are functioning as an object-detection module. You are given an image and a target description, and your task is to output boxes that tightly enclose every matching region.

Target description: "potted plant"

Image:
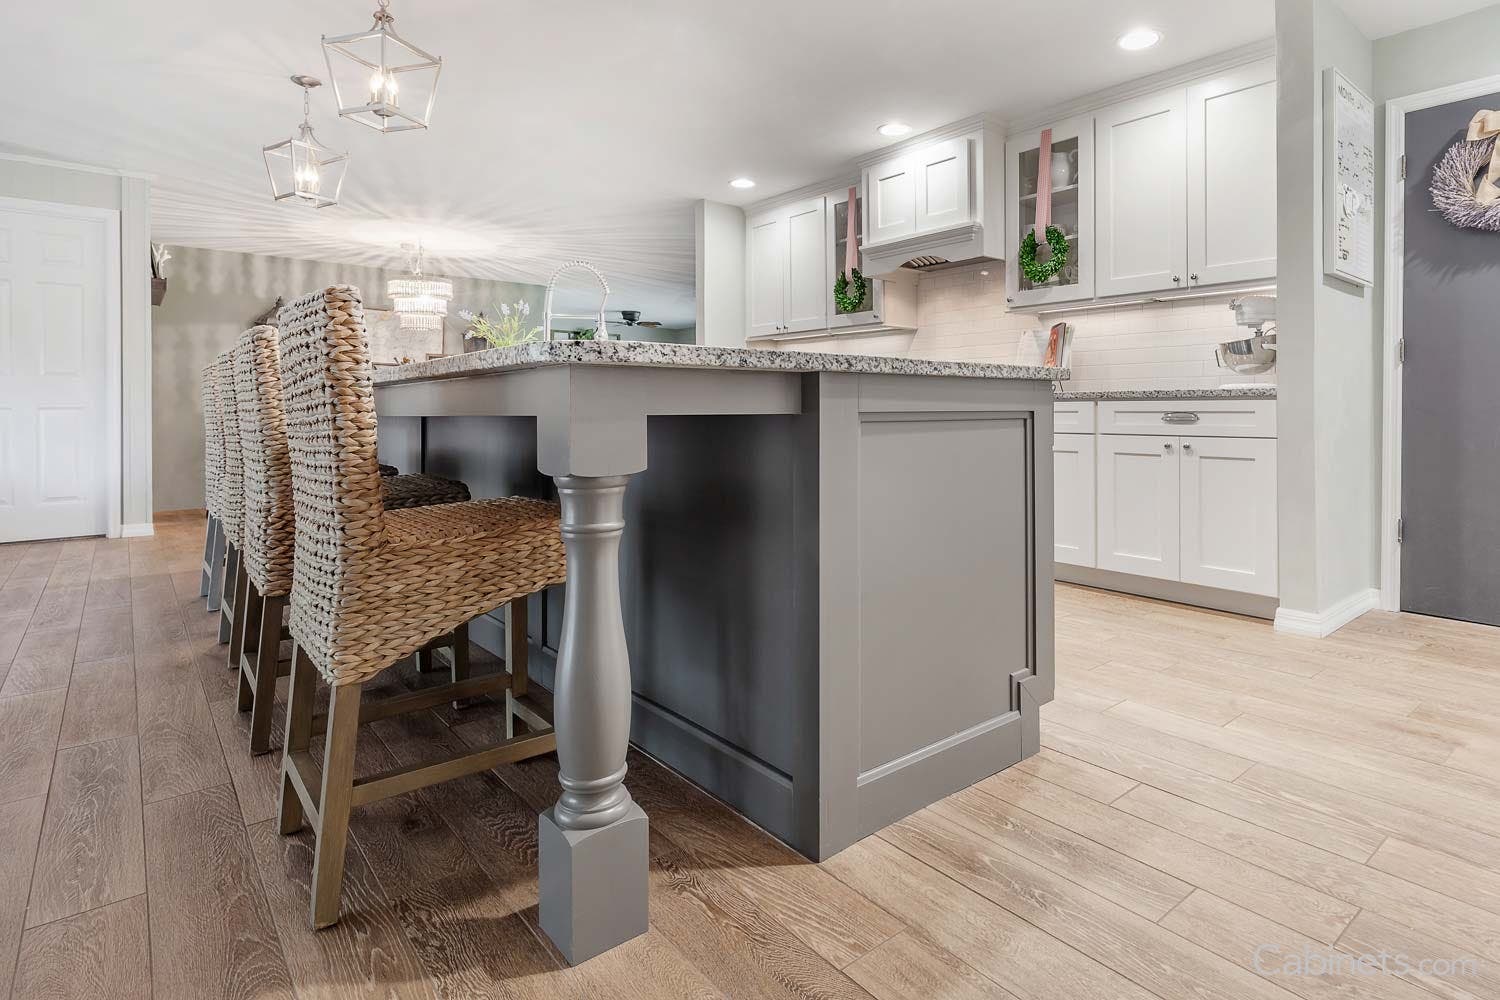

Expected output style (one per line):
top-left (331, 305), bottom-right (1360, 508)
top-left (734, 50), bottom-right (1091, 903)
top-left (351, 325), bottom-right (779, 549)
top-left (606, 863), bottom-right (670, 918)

top-left (459, 298), bottom-right (543, 349)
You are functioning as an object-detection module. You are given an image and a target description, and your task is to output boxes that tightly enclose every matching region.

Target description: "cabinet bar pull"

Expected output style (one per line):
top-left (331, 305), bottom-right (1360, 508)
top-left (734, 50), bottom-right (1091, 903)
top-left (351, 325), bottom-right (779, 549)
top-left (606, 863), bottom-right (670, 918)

top-left (1161, 412), bottom-right (1201, 424)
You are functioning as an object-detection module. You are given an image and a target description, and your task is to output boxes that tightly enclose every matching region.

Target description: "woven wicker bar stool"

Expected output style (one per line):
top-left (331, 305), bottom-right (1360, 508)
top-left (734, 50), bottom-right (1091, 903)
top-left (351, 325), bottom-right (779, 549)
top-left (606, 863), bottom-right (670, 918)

top-left (231, 323), bottom-right (479, 754)
top-left (216, 348), bottom-right (249, 650)
top-left (200, 365), bottom-right (228, 612)
top-left (276, 285), bottom-right (566, 929)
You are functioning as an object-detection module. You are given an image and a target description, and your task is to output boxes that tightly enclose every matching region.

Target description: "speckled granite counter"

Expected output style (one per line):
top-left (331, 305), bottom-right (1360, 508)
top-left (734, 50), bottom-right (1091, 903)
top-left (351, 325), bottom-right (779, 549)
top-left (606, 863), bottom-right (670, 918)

top-left (373, 340), bottom-right (1067, 385)
top-left (1053, 386), bottom-right (1276, 401)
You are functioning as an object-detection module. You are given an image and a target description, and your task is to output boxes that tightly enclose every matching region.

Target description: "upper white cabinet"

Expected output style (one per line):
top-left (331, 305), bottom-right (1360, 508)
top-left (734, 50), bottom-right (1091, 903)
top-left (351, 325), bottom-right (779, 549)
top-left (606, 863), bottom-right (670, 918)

top-left (746, 211), bottom-right (786, 340)
top-left (912, 138), bottom-right (972, 233)
top-left (746, 197), bottom-right (827, 337)
top-left (1187, 60), bottom-right (1278, 287)
top-left (1095, 89), bottom-right (1188, 298)
top-left (785, 199), bottom-right (828, 333)
top-left (866, 155), bottom-right (917, 243)
top-left (1040, 56), bottom-right (1278, 304)
top-left (1006, 116), bottom-right (1095, 307)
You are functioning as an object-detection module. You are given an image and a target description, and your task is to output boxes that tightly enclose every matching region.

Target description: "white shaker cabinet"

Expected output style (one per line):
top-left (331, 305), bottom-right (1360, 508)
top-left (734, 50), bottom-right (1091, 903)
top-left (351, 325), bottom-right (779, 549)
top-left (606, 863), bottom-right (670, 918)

top-left (1006, 116), bottom-right (1094, 307)
top-left (746, 210), bottom-right (785, 339)
top-left (1053, 432), bottom-right (1097, 567)
top-left (912, 138), bottom-right (972, 233)
top-left (744, 197), bottom-right (828, 338)
top-left (866, 154), bottom-right (917, 244)
top-left (1179, 435), bottom-right (1278, 597)
top-left (1095, 89), bottom-right (1188, 298)
top-left (1096, 434), bottom-right (1181, 581)
top-left (1187, 59), bottom-right (1278, 287)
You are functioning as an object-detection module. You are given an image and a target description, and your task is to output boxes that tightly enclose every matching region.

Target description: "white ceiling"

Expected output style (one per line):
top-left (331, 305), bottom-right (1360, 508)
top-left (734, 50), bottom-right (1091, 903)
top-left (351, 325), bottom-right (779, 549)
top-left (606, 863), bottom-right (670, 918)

top-left (1333, 0), bottom-right (1498, 38)
top-left (2, 0), bottom-right (1278, 328)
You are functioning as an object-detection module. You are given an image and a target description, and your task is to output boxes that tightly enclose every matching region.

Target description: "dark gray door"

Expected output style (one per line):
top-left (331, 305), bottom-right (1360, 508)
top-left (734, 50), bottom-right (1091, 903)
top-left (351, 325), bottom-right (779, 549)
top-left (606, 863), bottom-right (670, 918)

top-left (1401, 93), bottom-right (1500, 626)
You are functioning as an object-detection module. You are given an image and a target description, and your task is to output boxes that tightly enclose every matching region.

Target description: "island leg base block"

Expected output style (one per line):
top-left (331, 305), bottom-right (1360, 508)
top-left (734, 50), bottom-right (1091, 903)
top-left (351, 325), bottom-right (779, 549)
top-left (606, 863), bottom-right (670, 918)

top-left (538, 802), bottom-right (649, 964)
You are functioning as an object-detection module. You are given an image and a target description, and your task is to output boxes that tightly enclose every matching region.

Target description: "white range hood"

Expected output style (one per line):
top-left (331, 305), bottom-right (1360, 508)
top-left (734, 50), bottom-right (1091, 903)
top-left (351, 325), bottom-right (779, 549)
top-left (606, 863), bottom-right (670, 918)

top-left (859, 221), bottom-right (997, 277)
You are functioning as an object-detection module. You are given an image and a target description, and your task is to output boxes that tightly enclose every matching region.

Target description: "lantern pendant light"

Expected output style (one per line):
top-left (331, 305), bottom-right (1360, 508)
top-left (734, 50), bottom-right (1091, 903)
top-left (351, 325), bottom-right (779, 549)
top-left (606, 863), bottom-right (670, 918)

top-left (261, 76), bottom-right (349, 209)
top-left (387, 242), bottom-right (453, 332)
top-left (322, 0), bottom-right (442, 133)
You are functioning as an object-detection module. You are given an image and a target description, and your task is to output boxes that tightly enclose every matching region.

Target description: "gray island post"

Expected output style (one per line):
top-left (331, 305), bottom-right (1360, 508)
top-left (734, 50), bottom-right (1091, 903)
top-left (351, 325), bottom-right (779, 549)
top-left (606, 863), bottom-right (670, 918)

top-left (373, 340), bottom-right (1062, 963)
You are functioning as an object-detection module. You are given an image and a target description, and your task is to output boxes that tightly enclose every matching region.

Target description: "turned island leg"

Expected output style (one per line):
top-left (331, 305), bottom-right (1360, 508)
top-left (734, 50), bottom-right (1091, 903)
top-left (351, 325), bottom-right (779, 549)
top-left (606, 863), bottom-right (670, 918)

top-left (538, 473), bottom-right (649, 964)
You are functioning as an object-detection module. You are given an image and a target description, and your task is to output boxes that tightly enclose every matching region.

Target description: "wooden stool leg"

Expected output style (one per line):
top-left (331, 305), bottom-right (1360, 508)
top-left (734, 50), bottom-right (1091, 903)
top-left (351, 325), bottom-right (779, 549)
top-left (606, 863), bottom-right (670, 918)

top-left (205, 520), bottom-right (226, 613)
top-left (505, 596), bottom-right (529, 738)
top-left (199, 514), bottom-right (214, 597)
top-left (217, 543), bottom-right (240, 644)
top-left (278, 644), bottom-right (317, 835)
top-left (311, 681), bottom-right (361, 930)
top-left (232, 574), bottom-right (263, 676)
top-left (248, 594), bottom-right (287, 755)
top-left (447, 623), bottom-right (471, 711)
top-left (415, 648), bottom-right (435, 674)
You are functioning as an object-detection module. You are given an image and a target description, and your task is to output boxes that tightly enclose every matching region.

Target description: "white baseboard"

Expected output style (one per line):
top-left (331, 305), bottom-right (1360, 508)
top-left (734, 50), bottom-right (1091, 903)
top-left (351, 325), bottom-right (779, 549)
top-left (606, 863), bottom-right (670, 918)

top-left (119, 522), bottom-right (155, 538)
top-left (1273, 588), bottom-right (1380, 638)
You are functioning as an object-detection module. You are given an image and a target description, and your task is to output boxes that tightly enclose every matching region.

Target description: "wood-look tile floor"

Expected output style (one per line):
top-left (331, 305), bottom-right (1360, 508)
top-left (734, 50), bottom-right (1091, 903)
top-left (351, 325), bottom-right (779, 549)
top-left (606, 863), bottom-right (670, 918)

top-left (3, 512), bottom-right (1500, 999)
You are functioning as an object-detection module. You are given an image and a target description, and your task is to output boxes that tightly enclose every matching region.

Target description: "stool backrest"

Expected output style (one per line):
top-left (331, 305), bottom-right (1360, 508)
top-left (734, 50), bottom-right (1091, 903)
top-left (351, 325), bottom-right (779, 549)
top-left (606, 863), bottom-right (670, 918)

top-left (234, 325), bottom-right (295, 597)
top-left (201, 364), bottom-right (223, 516)
top-left (277, 286), bottom-right (385, 664)
top-left (216, 348), bottom-right (245, 546)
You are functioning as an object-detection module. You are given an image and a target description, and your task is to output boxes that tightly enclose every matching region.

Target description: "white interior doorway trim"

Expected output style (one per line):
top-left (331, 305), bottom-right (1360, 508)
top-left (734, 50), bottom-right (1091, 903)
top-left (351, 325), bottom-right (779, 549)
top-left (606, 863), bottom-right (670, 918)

top-left (0, 194), bottom-right (123, 541)
top-left (1380, 72), bottom-right (1500, 611)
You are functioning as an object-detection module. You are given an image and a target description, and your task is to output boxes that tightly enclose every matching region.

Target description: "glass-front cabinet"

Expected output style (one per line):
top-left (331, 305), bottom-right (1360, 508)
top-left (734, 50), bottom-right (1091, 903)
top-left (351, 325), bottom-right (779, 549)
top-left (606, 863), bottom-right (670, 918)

top-left (1005, 116), bottom-right (1095, 307)
top-left (824, 187), bottom-right (883, 328)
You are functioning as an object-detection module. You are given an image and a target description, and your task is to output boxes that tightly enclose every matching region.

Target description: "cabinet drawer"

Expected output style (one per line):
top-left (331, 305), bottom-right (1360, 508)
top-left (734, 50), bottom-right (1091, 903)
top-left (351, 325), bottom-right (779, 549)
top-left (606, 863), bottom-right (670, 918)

top-left (1053, 400), bottom-right (1096, 433)
top-left (1098, 399), bottom-right (1275, 438)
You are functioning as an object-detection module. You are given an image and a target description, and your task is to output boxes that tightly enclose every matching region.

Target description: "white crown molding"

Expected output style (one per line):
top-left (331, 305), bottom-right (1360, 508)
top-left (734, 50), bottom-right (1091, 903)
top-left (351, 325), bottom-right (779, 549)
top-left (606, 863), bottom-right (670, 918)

top-left (0, 148), bottom-right (154, 182)
top-left (852, 112), bottom-right (1007, 169)
top-left (743, 171), bottom-right (862, 217)
top-left (1005, 38), bottom-right (1276, 136)
top-left (1272, 588), bottom-right (1379, 638)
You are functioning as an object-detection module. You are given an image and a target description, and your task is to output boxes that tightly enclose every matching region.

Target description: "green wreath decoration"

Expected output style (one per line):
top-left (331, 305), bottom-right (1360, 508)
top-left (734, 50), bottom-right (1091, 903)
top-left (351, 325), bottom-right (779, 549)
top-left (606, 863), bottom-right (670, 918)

top-left (833, 267), bottom-right (869, 313)
top-left (1019, 226), bottom-right (1070, 285)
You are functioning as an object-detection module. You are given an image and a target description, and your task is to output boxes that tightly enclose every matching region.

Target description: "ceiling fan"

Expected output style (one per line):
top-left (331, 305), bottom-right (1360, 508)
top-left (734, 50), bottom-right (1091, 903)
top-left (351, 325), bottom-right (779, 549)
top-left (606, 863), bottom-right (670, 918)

top-left (610, 309), bottom-right (662, 329)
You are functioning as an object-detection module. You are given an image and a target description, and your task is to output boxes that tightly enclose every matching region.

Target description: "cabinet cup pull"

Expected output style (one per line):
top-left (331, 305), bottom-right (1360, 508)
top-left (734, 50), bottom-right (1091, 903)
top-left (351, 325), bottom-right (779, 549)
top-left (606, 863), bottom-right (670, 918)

top-left (1161, 412), bottom-right (1201, 424)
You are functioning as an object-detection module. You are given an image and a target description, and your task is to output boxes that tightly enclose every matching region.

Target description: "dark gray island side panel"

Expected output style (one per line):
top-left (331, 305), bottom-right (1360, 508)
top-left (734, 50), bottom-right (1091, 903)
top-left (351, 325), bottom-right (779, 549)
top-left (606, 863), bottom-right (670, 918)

top-left (377, 364), bottom-right (1055, 861)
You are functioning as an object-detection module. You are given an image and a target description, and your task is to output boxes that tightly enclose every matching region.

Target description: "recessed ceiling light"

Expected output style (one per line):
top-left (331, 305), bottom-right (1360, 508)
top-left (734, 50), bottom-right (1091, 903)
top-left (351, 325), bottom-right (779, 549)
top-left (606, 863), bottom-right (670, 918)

top-left (1117, 27), bottom-right (1162, 51)
top-left (878, 121), bottom-right (912, 138)
top-left (729, 177), bottom-right (756, 189)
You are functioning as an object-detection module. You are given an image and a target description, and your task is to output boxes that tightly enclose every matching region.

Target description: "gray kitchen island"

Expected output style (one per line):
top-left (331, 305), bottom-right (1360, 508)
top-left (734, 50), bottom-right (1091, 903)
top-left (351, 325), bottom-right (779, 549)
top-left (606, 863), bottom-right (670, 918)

top-left (372, 340), bottom-right (1061, 963)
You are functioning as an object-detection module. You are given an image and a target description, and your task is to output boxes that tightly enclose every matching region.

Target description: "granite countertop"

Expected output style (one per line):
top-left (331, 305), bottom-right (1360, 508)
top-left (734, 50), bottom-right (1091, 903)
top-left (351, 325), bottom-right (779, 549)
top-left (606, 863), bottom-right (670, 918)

top-left (1053, 386), bottom-right (1277, 401)
top-left (373, 340), bottom-right (1068, 386)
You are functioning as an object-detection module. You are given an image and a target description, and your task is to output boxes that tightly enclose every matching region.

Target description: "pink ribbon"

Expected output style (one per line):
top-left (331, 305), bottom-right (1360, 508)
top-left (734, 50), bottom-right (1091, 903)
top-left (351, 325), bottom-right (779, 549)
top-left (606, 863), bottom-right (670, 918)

top-left (1034, 128), bottom-right (1053, 242)
top-left (845, 185), bottom-right (859, 279)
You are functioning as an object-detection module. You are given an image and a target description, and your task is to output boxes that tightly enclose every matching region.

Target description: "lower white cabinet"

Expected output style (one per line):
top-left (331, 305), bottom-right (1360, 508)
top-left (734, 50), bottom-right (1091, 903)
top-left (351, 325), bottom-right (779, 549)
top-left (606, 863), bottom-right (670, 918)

top-left (1179, 435), bottom-right (1278, 596)
top-left (1053, 433), bottom-right (1096, 567)
top-left (1096, 434), bottom-right (1181, 580)
top-left (1056, 400), bottom-right (1278, 599)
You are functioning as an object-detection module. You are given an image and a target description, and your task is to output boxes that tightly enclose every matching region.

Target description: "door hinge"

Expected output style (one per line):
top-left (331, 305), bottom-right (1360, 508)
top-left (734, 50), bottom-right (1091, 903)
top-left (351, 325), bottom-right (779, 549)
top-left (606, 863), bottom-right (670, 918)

top-left (1399, 154), bottom-right (1406, 181)
top-left (1397, 338), bottom-right (1405, 366)
top-left (1396, 518), bottom-right (1404, 544)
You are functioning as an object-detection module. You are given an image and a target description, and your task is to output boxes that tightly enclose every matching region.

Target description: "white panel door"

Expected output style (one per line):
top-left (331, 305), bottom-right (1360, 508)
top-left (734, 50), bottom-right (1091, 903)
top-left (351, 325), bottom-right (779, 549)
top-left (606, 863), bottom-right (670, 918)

top-left (784, 198), bottom-right (828, 333)
top-left (1053, 433), bottom-right (1096, 567)
top-left (1179, 436), bottom-right (1278, 596)
top-left (0, 205), bottom-right (112, 542)
top-left (1095, 89), bottom-right (1188, 297)
top-left (1096, 434), bottom-right (1179, 580)
top-left (1188, 60), bottom-right (1277, 287)
top-left (866, 154), bottom-right (916, 243)
top-left (913, 138), bottom-right (972, 233)
top-left (746, 210), bottom-right (785, 338)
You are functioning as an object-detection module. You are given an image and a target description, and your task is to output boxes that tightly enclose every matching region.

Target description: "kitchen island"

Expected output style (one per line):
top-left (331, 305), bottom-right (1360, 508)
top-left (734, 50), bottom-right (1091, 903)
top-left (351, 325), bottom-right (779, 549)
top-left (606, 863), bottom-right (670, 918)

top-left (373, 340), bottom-right (1062, 962)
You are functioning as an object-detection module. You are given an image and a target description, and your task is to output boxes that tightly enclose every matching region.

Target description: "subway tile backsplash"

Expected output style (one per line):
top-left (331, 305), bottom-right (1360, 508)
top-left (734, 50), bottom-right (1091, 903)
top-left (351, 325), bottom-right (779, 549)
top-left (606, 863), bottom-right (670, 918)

top-left (770, 261), bottom-right (1274, 394)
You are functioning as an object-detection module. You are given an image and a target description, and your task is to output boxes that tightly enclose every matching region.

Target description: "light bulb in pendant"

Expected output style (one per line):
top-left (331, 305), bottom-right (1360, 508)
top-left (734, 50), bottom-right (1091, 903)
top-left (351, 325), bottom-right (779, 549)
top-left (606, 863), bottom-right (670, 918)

top-left (294, 162), bottom-right (321, 197)
top-left (368, 70), bottom-right (399, 109)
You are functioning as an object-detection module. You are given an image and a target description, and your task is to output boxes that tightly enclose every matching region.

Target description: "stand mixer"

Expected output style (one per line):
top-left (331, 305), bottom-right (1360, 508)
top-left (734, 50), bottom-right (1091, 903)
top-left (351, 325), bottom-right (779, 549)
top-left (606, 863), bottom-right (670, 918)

top-left (1216, 295), bottom-right (1277, 386)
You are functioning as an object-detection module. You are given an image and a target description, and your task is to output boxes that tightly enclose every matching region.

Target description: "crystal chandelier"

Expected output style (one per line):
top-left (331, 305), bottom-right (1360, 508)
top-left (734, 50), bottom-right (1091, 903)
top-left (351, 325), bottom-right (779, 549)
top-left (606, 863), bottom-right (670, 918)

top-left (322, 0), bottom-right (442, 133)
top-left (261, 76), bottom-right (349, 209)
top-left (387, 243), bottom-right (453, 331)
